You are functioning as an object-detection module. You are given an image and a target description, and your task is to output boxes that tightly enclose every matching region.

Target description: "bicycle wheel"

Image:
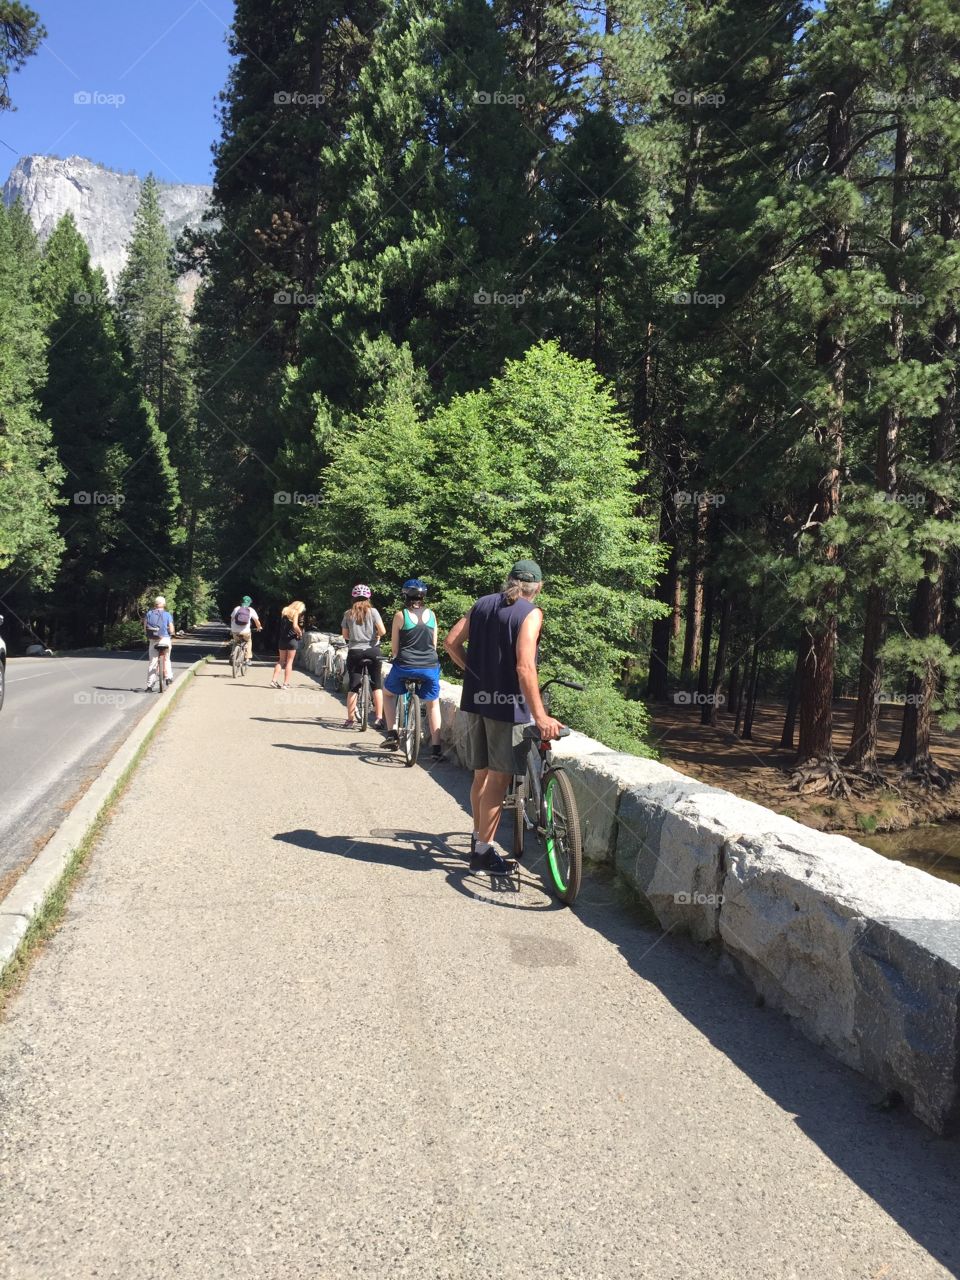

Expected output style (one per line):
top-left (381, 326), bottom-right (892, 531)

top-left (359, 670), bottom-right (370, 731)
top-left (231, 644), bottom-right (243, 679)
top-left (510, 777), bottom-right (525, 859)
top-left (543, 767), bottom-right (582, 904)
top-left (157, 651), bottom-right (167, 694)
top-left (403, 693), bottom-right (421, 766)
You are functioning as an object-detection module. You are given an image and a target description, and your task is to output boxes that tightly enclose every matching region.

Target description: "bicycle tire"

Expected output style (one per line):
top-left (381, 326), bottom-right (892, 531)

top-left (232, 644), bottom-right (243, 679)
top-left (511, 777), bottom-right (525, 859)
top-left (543, 767), bottom-right (582, 904)
top-left (157, 653), bottom-right (167, 694)
top-left (403, 693), bottom-right (421, 766)
top-left (359, 670), bottom-right (370, 731)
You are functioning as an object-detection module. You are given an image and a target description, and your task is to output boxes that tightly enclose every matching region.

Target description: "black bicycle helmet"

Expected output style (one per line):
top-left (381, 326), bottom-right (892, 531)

top-left (402, 578), bottom-right (428, 598)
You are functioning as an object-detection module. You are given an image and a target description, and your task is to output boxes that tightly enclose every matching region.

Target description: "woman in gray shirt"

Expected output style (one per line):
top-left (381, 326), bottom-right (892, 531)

top-left (340, 585), bottom-right (387, 728)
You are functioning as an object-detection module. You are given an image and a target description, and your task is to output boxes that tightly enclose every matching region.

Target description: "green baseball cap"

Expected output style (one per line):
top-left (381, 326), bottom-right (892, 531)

top-left (242, 594), bottom-right (252, 605)
top-left (510, 559), bottom-right (542, 583)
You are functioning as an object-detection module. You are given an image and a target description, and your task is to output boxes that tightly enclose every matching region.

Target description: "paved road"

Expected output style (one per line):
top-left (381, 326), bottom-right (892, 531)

top-left (0, 626), bottom-right (221, 896)
top-left (0, 660), bottom-right (958, 1279)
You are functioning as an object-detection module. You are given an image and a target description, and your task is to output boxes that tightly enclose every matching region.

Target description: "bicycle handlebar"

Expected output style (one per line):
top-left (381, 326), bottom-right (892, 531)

top-left (522, 724), bottom-right (572, 741)
top-left (540, 677), bottom-right (586, 693)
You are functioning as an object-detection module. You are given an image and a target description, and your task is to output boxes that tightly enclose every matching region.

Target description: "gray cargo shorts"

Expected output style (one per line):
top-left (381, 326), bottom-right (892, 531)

top-left (457, 712), bottom-right (532, 775)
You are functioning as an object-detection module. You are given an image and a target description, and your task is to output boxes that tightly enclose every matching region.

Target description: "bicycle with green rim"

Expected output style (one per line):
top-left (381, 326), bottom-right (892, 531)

top-left (502, 677), bottom-right (585, 903)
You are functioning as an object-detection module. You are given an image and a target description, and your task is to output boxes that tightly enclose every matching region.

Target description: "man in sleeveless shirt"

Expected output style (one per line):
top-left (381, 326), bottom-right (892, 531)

top-left (444, 560), bottom-right (563, 873)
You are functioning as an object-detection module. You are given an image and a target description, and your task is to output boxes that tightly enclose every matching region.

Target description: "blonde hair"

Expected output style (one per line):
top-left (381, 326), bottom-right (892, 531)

top-left (350, 599), bottom-right (372, 625)
top-left (282, 600), bottom-right (306, 624)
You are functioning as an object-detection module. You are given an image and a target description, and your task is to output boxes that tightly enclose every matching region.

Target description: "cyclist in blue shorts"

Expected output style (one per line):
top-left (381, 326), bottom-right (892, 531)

top-left (382, 579), bottom-right (443, 760)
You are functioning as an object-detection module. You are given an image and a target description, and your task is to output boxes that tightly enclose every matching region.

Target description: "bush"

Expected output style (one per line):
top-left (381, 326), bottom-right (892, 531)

top-left (104, 619), bottom-right (146, 650)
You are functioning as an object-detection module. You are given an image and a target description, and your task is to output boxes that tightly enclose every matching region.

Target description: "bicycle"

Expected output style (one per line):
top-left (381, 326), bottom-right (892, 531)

top-left (231, 634), bottom-right (249, 679)
top-left (332, 641), bottom-right (348, 689)
top-left (149, 639), bottom-right (171, 694)
top-left (355, 655), bottom-right (379, 732)
top-left (393, 675), bottom-right (426, 766)
top-left (502, 677), bottom-right (585, 904)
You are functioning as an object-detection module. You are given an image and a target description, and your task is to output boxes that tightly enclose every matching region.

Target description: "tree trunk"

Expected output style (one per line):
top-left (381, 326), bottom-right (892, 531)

top-left (704, 591), bottom-right (730, 726)
top-left (742, 648), bottom-right (762, 740)
top-left (796, 85), bottom-right (852, 766)
top-left (696, 574), bottom-right (715, 712)
top-left (680, 497), bottom-right (706, 678)
top-left (647, 444), bottom-right (681, 700)
top-left (728, 660), bottom-right (741, 731)
top-left (845, 118), bottom-right (911, 775)
top-left (894, 198), bottom-right (958, 778)
top-left (780, 629), bottom-right (809, 751)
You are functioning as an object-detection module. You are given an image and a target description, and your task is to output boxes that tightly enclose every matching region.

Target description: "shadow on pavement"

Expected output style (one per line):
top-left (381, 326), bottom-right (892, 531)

top-left (570, 894), bottom-right (960, 1273)
top-left (274, 827), bottom-right (561, 913)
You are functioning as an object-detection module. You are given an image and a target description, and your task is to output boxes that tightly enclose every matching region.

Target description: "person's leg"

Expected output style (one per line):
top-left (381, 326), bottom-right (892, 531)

top-left (425, 698), bottom-right (441, 744)
top-left (244, 632), bottom-right (253, 661)
top-left (147, 639), bottom-right (158, 686)
top-left (271, 651), bottom-right (283, 683)
top-left (475, 769), bottom-right (512, 845)
top-left (161, 644), bottom-right (173, 680)
top-left (282, 649), bottom-right (295, 685)
top-left (470, 768), bottom-right (488, 835)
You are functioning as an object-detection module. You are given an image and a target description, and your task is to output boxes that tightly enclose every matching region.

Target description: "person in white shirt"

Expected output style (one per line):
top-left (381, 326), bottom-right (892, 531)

top-left (230, 595), bottom-right (262, 661)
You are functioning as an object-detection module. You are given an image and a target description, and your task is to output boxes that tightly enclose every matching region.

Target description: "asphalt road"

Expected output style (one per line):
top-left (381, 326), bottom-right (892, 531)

top-left (0, 626), bottom-right (221, 895)
top-left (0, 660), bottom-right (958, 1279)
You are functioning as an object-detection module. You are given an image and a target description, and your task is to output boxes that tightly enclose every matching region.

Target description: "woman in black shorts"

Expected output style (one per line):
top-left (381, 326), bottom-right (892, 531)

top-left (270, 599), bottom-right (305, 688)
top-left (340, 585), bottom-right (386, 727)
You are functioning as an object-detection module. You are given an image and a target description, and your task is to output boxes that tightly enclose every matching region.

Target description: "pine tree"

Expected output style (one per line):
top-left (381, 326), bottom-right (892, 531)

top-left (0, 201), bottom-right (64, 599)
top-left (36, 215), bottom-right (181, 643)
top-left (0, 1), bottom-right (43, 111)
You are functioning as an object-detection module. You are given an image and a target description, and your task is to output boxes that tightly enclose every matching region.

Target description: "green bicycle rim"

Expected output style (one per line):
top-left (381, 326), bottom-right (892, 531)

top-left (544, 778), bottom-right (568, 894)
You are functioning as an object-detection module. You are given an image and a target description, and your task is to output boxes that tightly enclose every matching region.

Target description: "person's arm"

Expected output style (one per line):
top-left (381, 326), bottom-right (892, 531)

top-left (427, 611), bottom-right (438, 653)
top-left (341, 624), bottom-right (350, 642)
top-left (516, 608), bottom-right (563, 741)
top-left (252, 609), bottom-right (262, 632)
top-left (444, 613), bottom-right (470, 672)
top-left (166, 613), bottom-right (175, 641)
top-left (390, 611), bottom-right (403, 660)
top-left (375, 610), bottom-right (386, 640)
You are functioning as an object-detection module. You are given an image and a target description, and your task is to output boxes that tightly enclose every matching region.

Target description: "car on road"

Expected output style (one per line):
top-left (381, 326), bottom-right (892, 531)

top-left (0, 613), bottom-right (6, 713)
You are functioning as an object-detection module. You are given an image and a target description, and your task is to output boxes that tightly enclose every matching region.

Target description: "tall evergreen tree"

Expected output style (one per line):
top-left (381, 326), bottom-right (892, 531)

top-left (36, 215), bottom-right (181, 643)
top-left (0, 201), bottom-right (63, 599)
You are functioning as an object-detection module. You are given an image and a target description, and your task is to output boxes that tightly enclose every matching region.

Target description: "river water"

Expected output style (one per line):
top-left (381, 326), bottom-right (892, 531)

top-left (858, 823), bottom-right (960, 888)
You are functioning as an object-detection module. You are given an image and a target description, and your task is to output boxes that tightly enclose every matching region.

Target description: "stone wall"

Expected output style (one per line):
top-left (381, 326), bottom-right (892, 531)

top-left (299, 631), bottom-right (960, 1135)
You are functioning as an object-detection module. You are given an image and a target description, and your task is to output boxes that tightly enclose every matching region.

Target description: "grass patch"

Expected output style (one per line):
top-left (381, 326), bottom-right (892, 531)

top-left (0, 657), bottom-right (209, 1017)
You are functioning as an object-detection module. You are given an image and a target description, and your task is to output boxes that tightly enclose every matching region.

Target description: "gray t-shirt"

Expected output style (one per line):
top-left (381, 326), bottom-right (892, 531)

top-left (341, 608), bottom-right (384, 649)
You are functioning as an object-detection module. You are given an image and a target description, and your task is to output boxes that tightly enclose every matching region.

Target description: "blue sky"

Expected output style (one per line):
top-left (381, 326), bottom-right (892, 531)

top-left (0, 0), bottom-right (235, 187)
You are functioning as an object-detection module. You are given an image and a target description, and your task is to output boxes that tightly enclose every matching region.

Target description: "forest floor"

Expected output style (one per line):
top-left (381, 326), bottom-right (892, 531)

top-left (647, 698), bottom-right (960, 836)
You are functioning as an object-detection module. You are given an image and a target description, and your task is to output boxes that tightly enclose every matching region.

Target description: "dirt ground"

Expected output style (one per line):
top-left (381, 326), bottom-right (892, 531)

top-left (647, 698), bottom-right (960, 835)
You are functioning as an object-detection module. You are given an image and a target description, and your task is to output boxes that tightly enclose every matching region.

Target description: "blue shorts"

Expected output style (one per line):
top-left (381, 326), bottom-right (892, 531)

top-left (385, 664), bottom-right (440, 701)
